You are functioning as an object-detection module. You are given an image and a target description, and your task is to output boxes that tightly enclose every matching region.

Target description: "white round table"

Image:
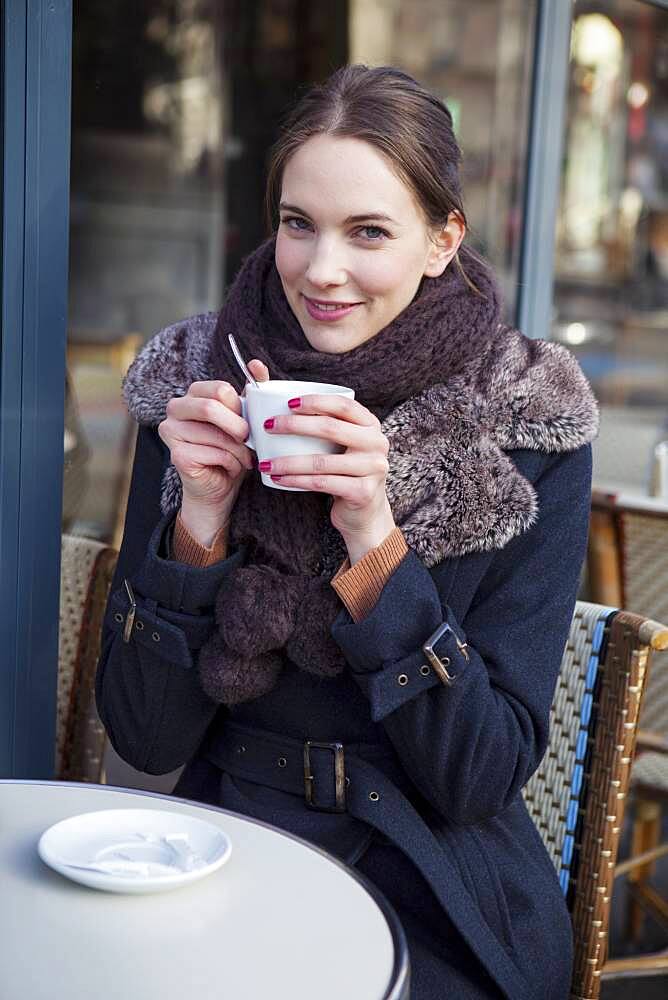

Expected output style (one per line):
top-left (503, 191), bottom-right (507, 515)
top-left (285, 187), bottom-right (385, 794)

top-left (0, 781), bottom-right (409, 1000)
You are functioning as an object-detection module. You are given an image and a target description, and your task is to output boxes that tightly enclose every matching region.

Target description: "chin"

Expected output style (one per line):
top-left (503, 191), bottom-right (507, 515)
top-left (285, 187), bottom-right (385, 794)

top-left (299, 323), bottom-right (368, 354)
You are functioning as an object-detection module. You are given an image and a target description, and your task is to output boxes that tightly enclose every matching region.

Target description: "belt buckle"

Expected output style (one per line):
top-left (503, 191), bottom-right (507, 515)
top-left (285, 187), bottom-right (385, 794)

top-left (303, 741), bottom-right (346, 813)
top-left (422, 620), bottom-right (469, 685)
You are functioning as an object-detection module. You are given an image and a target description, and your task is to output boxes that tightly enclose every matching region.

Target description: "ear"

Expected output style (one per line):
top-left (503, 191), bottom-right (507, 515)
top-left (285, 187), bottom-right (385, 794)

top-left (423, 213), bottom-right (466, 278)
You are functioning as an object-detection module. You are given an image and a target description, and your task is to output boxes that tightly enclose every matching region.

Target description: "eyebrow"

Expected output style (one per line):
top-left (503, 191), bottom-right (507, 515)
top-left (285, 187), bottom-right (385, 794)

top-left (279, 202), bottom-right (396, 225)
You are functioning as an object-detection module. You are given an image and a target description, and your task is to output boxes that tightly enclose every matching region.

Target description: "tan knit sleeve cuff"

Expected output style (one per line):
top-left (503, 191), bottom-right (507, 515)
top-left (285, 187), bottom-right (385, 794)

top-left (172, 511), bottom-right (229, 567)
top-left (331, 527), bottom-right (409, 623)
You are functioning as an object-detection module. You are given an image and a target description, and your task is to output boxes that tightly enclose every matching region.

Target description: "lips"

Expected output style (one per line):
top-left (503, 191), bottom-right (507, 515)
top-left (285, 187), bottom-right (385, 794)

top-left (302, 294), bottom-right (362, 322)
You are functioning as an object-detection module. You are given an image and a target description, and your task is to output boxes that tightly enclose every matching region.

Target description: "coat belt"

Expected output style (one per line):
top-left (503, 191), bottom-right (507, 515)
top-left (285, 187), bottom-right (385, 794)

top-left (204, 721), bottom-right (529, 1000)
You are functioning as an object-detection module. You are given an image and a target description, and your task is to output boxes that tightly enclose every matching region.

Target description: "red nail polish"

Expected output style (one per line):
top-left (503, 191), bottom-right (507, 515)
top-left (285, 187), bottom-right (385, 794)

top-left (263, 418), bottom-right (274, 429)
top-left (288, 397), bottom-right (301, 409)
top-left (259, 460), bottom-right (272, 472)
top-left (270, 475), bottom-right (283, 481)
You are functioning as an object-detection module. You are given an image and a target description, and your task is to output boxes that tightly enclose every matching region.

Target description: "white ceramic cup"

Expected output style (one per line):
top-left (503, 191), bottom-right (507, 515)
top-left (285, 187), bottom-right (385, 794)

top-left (240, 379), bottom-right (355, 492)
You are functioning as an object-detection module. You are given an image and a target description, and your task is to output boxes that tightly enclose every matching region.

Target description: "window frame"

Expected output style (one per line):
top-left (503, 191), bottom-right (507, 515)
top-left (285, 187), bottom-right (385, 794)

top-left (1, 0), bottom-right (72, 777)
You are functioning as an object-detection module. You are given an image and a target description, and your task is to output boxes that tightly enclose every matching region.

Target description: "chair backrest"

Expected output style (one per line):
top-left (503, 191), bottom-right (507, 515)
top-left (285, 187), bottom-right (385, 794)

top-left (58, 534), bottom-right (118, 782)
top-left (588, 493), bottom-right (668, 731)
top-left (523, 600), bottom-right (668, 1000)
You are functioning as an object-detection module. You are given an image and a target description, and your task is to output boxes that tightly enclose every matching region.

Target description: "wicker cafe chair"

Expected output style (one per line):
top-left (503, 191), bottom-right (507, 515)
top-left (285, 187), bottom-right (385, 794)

top-left (57, 534), bottom-right (118, 782)
top-left (522, 601), bottom-right (668, 999)
top-left (588, 492), bottom-right (668, 941)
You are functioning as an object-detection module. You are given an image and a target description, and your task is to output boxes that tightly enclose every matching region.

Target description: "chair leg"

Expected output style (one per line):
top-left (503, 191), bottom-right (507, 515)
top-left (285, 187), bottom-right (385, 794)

top-left (627, 798), bottom-right (662, 943)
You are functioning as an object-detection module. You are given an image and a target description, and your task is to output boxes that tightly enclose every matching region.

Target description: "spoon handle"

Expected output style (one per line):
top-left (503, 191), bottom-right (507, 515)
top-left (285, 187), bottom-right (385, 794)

top-left (228, 334), bottom-right (259, 388)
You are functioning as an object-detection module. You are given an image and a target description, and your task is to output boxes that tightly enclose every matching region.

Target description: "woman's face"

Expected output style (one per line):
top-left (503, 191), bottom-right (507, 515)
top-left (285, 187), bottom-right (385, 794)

top-left (275, 134), bottom-right (463, 354)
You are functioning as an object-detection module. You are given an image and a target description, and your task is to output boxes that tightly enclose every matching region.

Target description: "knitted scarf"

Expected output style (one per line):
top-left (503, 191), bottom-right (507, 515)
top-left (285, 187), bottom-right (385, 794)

top-left (122, 238), bottom-right (599, 706)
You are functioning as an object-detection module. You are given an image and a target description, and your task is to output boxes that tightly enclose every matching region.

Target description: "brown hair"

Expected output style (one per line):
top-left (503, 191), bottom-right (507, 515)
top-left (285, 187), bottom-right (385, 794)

top-left (265, 64), bottom-right (477, 288)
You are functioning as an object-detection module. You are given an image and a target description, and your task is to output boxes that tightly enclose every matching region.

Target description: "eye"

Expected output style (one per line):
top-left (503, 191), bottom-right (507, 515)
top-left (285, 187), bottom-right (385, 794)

top-left (281, 215), bottom-right (312, 232)
top-left (356, 225), bottom-right (389, 241)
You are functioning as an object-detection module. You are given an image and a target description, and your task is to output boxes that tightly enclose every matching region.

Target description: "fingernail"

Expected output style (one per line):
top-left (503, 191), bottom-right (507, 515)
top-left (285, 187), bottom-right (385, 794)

top-left (270, 475), bottom-right (283, 481)
top-left (288, 397), bottom-right (301, 409)
top-left (259, 460), bottom-right (272, 472)
top-left (263, 418), bottom-right (275, 430)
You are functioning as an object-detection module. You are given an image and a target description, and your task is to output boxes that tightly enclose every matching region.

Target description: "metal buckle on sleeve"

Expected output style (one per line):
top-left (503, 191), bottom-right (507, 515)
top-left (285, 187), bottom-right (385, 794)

top-left (304, 741), bottom-right (346, 813)
top-left (122, 578), bottom-right (137, 643)
top-left (421, 621), bottom-right (466, 686)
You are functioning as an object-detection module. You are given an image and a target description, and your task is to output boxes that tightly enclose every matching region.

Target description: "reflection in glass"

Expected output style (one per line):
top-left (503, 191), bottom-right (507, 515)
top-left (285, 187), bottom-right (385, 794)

top-left (66, 1), bottom-right (225, 545)
top-left (350, 0), bottom-right (537, 317)
top-left (553, 0), bottom-right (668, 494)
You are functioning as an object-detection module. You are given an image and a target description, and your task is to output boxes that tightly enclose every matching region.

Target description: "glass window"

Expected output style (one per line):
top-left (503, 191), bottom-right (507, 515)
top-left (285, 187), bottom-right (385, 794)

top-left (62, 0), bottom-right (537, 790)
top-left (350, 0), bottom-right (537, 318)
top-left (553, 0), bottom-right (668, 494)
top-left (65, 0), bottom-right (226, 546)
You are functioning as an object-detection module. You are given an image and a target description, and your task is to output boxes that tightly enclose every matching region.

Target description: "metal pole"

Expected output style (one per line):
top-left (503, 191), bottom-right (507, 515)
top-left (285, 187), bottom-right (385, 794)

top-left (516, 0), bottom-right (573, 338)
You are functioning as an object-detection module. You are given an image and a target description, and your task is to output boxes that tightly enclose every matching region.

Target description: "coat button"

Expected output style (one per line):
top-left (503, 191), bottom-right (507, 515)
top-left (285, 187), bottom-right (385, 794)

top-left (114, 613), bottom-right (123, 623)
top-left (136, 621), bottom-right (144, 631)
top-left (277, 756), bottom-right (287, 767)
top-left (397, 673), bottom-right (409, 686)
top-left (151, 631), bottom-right (160, 642)
top-left (420, 664), bottom-right (431, 676)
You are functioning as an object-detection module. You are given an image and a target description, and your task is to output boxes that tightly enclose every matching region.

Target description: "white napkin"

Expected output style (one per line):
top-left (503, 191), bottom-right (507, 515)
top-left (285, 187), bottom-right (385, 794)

top-left (65, 833), bottom-right (209, 879)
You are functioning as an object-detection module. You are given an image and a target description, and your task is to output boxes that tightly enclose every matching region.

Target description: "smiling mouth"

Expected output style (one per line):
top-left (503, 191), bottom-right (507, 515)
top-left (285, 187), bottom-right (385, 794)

top-left (302, 294), bottom-right (363, 321)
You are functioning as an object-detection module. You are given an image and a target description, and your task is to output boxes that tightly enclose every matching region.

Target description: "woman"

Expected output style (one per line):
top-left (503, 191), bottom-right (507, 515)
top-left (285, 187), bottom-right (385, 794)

top-left (97, 65), bottom-right (598, 999)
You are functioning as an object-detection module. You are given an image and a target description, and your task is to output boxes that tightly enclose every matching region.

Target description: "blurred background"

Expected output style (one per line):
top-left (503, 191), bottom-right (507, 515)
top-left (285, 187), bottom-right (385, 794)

top-left (57, 0), bottom-right (668, 967)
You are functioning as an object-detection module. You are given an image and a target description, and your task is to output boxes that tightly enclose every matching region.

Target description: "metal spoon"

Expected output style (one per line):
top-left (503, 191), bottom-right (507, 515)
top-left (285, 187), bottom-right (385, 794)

top-left (228, 333), bottom-right (259, 388)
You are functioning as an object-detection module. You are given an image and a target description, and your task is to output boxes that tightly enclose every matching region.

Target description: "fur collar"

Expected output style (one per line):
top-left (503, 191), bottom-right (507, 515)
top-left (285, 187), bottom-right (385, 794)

top-left (123, 312), bottom-right (598, 565)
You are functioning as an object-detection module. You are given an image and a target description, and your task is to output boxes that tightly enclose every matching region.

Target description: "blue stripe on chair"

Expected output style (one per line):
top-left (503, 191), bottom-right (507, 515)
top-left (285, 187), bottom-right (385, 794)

top-left (562, 834), bottom-right (574, 866)
top-left (556, 607), bottom-right (617, 897)
top-left (567, 798), bottom-right (579, 832)
top-left (592, 618), bottom-right (607, 654)
top-left (581, 693), bottom-right (593, 726)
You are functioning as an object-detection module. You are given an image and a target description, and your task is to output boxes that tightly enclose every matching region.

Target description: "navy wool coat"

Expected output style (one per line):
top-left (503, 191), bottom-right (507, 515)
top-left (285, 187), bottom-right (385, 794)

top-left (96, 422), bottom-right (592, 1000)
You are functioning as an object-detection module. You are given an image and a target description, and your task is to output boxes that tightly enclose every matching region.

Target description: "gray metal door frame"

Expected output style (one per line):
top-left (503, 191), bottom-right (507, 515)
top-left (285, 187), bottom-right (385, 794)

top-left (1, 1), bottom-right (72, 777)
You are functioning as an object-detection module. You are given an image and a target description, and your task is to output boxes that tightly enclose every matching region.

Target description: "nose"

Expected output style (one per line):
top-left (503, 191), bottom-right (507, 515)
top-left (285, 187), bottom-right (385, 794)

top-left (304, 235), bottom-right (347, 288)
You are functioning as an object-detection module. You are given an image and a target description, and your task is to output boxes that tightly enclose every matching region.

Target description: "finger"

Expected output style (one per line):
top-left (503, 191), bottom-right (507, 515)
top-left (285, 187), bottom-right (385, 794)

top-left (186, 380), bottom-right (243, 415)
top-left (285, 394), bottom-right (378, 427)
top-left (260, 452), bottom-right (388, 478)
top-left (170, 442), bottom-right (245, 480)
top-left (247, 359), bottom-right (270, 382)
top-left (264, 413), bottom-right (375, 451)
top-left (166, 393), bottom-right (248, 442)
top-left (186, 380), bottom-right (239, 401)
top-left (163, 418), bottom-right (253, 470)
top-left (268, 473), bottom-right (377, 504)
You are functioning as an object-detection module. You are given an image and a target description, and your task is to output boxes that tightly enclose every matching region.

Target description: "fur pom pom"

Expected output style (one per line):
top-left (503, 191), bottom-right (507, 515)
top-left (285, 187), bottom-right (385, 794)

top-left (285, 581), bottom-right (346, 677)
top-left (217, 567), bottom-right (304, 656)
top-left (198, 630), bottom-right (283, 705)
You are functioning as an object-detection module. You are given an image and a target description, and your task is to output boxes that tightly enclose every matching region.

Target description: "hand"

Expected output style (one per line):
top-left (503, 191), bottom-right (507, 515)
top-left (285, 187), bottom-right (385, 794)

top-left (261, 394), bottom-right (396, 563)
top-left (158, 359), bottom-right (269, 545)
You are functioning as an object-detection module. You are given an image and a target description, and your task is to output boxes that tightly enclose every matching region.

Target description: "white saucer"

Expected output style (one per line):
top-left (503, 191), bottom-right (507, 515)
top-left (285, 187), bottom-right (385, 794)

top-left (38, 808), bottom-right (232, 894)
